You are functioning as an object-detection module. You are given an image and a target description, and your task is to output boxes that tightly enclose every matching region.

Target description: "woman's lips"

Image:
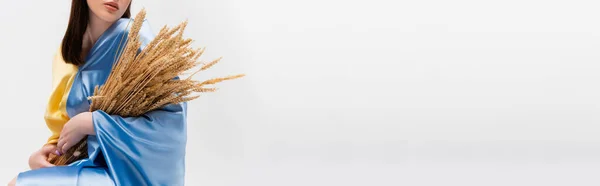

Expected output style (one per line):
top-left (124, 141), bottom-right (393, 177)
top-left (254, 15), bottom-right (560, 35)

top-left (104, 2), bottom-right (119, 12)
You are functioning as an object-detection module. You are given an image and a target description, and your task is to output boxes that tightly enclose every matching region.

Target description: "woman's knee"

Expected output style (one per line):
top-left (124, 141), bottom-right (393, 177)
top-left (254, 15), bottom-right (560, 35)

top-left (7, 176), bottom-right (16, 186)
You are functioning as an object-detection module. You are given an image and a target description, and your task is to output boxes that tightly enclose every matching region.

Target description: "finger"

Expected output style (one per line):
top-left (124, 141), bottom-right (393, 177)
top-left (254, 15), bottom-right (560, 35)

top-left (57, 136), bottom-right (67, 153)
top-left (38, 158), bottom-right (55, 168)
top-left (60, 142), bottom-right (70, 154)
top-left (59, 131), bottom-right (66, 141)
top-left (52, 149), bottom-right (62, 156)
top-left (47, 146), bottom-right (62, 156)
top-left (41, 144), bottom-right (57, 154)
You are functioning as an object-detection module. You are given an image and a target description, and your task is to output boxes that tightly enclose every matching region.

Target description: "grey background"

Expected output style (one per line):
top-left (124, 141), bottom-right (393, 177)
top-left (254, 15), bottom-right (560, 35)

top-left (2, 0), bottom-right (600, 185)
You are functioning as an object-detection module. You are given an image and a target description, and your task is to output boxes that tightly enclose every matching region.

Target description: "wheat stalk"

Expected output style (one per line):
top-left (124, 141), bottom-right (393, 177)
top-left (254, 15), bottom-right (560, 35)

top-left (49, 9), bottom-right (244, 165)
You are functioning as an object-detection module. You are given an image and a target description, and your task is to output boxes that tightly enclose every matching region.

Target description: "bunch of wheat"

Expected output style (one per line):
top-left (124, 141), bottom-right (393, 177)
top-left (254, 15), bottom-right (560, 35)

top-left (49, 9), bottom-right (244, 165)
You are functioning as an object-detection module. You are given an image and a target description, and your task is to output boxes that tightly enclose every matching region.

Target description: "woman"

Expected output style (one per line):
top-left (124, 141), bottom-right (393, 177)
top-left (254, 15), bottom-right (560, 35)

top-left (8, 0), bottom-right (188, 185)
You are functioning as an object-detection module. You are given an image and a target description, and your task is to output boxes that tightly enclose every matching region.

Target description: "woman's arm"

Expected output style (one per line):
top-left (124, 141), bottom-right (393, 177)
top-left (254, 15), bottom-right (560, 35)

top-left (28, 49), bottom-right (76, 170)
top-left (55, 102), bottom-right (187, 185)
top-left (56, 112), bottom-right (95, 153)
top-left (45, 48), bottom-right (78, 145)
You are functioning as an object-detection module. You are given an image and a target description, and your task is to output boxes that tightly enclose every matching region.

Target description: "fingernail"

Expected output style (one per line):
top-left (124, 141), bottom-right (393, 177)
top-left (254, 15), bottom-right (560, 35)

top-left (55, 150), bottom-right (62, 156)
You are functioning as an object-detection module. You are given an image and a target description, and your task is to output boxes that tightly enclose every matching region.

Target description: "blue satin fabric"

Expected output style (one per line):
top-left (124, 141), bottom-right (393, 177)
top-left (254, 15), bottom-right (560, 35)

top-left (17, 18), bottom-right (188, 186)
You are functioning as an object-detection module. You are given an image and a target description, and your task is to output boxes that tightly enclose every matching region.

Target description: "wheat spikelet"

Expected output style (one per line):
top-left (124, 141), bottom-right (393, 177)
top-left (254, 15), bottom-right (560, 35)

top-left (199, 74), bottom-right (246, 86)
top-left (49, 8), bottom-right (244, 165)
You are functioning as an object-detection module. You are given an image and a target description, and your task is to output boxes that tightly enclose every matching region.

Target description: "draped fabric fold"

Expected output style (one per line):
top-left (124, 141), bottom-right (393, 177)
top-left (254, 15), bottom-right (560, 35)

top-left (91, 103), bottom-right (187, 185)
top-left (16, 18), bottom-right (187, 186)
top-left (44, 47), bottom-right (78, 145)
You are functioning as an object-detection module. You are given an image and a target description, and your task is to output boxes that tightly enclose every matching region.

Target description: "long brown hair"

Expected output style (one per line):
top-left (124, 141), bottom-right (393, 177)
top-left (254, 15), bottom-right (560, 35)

top-left (61, 0), bottom-right (131, 66)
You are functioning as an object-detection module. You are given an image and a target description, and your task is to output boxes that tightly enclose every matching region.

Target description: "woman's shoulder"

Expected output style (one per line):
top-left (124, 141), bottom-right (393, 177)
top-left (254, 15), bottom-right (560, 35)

top-left (50, 47), bottom-right (77, 89)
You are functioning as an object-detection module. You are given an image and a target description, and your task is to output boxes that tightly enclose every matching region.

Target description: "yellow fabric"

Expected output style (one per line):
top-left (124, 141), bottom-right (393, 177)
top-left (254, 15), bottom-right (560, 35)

top-left (44, 48), bottom-right (78, 144)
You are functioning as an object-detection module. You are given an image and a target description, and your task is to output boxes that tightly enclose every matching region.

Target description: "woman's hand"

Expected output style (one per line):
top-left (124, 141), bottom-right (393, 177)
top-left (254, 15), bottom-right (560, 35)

top-left (57, 112), bottom-right (95, 153)
top-left (28, 144), bottom-right (57, 170)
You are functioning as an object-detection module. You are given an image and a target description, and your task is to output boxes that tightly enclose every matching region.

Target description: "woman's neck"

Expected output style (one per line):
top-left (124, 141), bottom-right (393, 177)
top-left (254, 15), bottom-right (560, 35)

top-left (85, 13), bottom-right (114, 47)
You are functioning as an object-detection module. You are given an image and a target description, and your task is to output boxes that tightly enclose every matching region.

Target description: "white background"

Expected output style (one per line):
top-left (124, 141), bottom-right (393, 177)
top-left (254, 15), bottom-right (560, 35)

top-left (1, 0), bottom-right (600, 185)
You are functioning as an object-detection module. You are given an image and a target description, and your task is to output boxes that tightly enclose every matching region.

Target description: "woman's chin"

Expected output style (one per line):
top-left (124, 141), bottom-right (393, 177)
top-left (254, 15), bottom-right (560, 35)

top-left (97, 13), bottom-right (122, 23)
